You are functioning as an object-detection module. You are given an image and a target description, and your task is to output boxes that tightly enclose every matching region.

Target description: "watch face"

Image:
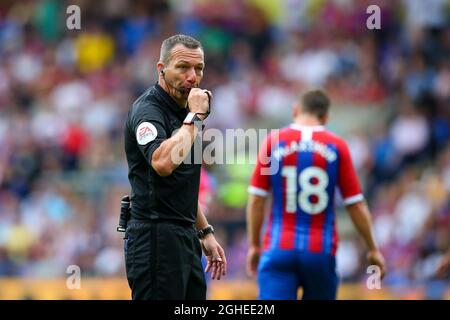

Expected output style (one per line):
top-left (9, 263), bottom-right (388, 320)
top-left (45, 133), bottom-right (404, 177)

top-left (205, 225), bottom-right (214, 235)
top-left (186, 113), bottom-right (195, 122)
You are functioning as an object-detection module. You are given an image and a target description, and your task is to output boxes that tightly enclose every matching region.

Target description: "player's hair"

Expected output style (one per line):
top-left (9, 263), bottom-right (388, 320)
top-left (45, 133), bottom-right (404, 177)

top-left (160, 34), bottom-right (203, 65)
top-left (299, 89), bottom-right (330, 120)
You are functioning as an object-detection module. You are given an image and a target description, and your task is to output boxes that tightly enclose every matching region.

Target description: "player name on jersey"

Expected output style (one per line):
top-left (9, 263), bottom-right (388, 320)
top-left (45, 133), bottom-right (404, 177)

top-left (272, 140), bottom-right (337, 162)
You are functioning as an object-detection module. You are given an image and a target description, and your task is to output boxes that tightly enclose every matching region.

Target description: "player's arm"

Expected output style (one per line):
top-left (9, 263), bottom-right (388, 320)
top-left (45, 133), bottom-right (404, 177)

top-left (246, 132), bottom-right (272, 277)
top-left (196, 204), bottom-right (227, 280)
top-left (246, 193), bottom-right (267, 276)
top-left (152, 88), bottom-right (210, 176)
top-left (346, 201), bottom-right (386, 279)
top-left (436, 250), bottom-right (450, 277)
top-left (337, 138), bottom-right (386, 279)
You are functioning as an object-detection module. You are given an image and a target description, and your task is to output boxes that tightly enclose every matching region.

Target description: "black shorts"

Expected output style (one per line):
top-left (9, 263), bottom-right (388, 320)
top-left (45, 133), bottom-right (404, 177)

top-left (124, 220), bottom-right (206, 300)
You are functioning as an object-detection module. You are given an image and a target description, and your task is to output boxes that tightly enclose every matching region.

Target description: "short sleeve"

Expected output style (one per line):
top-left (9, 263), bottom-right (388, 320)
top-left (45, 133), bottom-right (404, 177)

top-left (337, 139), bottom-right (364, 205)
top-left (248, 133), bottom-right (273, 197)
top-left (131, 104), bottom-right (167, 166)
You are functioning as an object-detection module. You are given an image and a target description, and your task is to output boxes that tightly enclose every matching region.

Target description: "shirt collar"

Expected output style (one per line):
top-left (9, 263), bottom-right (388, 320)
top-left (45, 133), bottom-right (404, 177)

top-left (289, 123), bottom-right (325, 131)
top-left (154, 83), bottom-right (189, 118)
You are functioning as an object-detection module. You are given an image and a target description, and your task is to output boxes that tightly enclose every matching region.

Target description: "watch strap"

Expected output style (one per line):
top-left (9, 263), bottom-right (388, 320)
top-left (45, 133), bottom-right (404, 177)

top-left (198, 225), bottom-right (214, 239)
top-left (183, 112), bottom-right (203, 125)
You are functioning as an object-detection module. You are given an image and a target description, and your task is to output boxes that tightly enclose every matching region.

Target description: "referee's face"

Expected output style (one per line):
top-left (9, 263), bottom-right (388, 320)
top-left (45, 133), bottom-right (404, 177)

top-left (160, 44), bottom-right (205, 103)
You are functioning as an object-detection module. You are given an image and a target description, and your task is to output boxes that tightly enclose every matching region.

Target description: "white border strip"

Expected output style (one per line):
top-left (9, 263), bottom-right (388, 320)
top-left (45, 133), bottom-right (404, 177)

top-left (290, 124), bottom-right (325, 132)
top-left (248, 186), bottom-right (269, 197)
top-left (343, 194), bottom-right (364, 205)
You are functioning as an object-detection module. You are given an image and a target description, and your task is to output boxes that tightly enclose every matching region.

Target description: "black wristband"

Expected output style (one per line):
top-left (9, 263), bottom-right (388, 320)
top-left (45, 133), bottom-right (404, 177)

top-left (197, 225), bottom-right (214, 239)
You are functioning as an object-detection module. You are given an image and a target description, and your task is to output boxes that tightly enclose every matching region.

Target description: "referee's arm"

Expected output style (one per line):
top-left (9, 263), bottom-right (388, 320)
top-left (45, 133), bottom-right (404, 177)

top-left (151, 123), bottom-right (200, 176)
top-left (195, 203), bottom-right (210, 231)
top-left (152, 89), bottom-right (209, 176)
top-left (196, 204), bottom-right (227, 280)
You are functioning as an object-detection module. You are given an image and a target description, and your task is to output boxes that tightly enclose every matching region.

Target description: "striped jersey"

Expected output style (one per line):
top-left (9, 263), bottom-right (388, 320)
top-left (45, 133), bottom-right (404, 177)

top-left (248, 124), bottom-right (363, 255)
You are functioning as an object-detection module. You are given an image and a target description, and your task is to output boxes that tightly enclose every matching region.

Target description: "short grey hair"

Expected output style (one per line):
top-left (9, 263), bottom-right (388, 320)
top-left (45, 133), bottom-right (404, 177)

top-left (159, 34), bottom-right (203, 64)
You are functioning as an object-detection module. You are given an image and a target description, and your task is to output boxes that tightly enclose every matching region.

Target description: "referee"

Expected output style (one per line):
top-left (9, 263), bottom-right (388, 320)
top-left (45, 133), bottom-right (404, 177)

top-left (123, 34), bottom-right (227, 300)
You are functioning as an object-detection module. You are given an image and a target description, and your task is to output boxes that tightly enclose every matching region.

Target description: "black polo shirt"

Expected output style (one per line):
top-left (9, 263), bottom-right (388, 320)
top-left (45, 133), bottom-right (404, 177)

top-left (124, 83), bottom-right (201, 223)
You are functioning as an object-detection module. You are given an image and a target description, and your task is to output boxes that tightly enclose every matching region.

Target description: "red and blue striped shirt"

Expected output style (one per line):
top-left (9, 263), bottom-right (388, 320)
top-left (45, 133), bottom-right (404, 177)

top-left (249, 124), bottom-right (363, 256)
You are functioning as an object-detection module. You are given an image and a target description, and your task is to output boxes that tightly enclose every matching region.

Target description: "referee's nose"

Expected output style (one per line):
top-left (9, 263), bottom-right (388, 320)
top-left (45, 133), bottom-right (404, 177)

top-left (186, 67), bottom-right (198, 85)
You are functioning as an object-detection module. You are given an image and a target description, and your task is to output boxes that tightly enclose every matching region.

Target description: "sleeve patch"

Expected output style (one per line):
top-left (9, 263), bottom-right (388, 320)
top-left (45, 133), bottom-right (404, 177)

top-left (136, 122), bottom-right (158, 145)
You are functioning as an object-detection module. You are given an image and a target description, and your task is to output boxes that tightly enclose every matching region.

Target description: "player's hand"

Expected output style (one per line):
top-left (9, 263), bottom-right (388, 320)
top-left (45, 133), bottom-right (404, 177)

top-left (367, 249), bottom-right (386, 280)
top-left (201, 234), bottom-right (227, 280)
top-left (436, 252), bottom-right (450, 277)
top-left (188, 88), bottom-right (211, 120)
top-left (246, 246), bottom-right (261, 277)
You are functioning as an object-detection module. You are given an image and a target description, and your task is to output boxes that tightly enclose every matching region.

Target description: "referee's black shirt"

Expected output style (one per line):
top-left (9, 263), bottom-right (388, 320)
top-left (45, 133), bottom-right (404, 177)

top-left (124, 83), bottom-right (201, 224)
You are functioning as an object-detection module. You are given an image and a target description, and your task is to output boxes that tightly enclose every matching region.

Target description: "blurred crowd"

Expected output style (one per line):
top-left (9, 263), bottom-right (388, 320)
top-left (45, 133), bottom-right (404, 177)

top-left (0, 0), bottom-right (449, 298)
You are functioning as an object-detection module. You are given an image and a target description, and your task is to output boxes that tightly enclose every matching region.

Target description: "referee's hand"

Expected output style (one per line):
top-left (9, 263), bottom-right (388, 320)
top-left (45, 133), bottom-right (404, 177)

top-left (188, 88), bottom-right (212, 120)
top-left (201, 235), bottom-right (227, 280)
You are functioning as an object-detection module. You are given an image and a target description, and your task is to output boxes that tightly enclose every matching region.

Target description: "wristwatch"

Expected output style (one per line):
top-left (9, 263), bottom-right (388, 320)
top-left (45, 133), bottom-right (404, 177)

top-left (183, 112), bottom-right (203, 125)
top-left (197, 225), bottom-right (214, 239)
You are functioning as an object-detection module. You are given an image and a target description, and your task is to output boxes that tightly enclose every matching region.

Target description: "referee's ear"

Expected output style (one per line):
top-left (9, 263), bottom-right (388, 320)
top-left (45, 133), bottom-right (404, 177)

top-left (157, 62), bottom-right (165, 75)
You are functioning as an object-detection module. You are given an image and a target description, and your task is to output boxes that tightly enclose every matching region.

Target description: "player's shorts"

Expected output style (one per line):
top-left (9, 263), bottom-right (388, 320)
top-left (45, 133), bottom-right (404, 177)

top-left (258, 249), bottom-right (338, 300)
top-left (124, 219), bottom-right (206, 300)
